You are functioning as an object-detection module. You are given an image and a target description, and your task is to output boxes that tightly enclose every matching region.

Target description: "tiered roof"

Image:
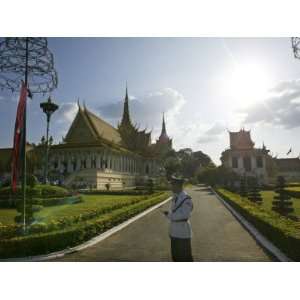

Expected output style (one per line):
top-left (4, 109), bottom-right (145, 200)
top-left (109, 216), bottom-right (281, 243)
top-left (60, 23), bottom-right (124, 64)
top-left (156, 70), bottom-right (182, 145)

top-left (64, 103), bottom-right (121, 145)
top-left (229, 129), bottom-right (254, 150)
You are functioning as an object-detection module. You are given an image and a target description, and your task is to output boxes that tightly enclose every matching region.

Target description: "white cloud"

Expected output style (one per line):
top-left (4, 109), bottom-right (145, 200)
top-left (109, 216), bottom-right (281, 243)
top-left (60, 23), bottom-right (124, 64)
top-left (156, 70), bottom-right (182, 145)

top-left (98, 87), bottom-right (186, 139)
top-left (55, 102), bottom-right (78, 124)
top-left (197, 122), bottom-right (226, 144)
top-left (197, 135), bottom-right (217, 144)
top-left (242, 79), bottom-right (300, 129)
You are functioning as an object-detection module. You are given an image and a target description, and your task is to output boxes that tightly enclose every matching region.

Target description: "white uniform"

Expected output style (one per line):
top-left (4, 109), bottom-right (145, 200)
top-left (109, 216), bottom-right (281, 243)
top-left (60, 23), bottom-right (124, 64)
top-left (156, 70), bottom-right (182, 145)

top-left (165, 191), bottom-right (193, 239)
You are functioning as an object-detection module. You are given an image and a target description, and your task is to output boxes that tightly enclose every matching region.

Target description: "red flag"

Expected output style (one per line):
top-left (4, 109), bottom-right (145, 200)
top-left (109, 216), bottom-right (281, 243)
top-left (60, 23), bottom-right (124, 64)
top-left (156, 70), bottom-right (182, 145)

top-left (11, 83), bottom-right (27, 193)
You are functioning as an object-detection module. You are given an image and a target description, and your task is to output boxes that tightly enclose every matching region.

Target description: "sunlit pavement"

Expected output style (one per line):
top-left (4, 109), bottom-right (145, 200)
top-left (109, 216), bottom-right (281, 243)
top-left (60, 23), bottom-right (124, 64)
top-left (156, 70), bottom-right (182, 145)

top-left (51, 185), bottom-right (271, 262)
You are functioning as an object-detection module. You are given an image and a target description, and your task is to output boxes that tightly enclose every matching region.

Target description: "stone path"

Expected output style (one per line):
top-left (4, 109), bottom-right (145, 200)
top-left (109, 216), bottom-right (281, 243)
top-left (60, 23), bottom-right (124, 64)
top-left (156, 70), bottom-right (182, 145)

top-left (51, 185), bottom-right (271, 261)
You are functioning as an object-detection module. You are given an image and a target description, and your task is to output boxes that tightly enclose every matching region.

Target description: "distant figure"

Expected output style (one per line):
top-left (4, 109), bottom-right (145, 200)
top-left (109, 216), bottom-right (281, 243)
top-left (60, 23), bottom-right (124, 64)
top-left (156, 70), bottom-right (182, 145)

top-left (163, 176), bottom-right (193, 262)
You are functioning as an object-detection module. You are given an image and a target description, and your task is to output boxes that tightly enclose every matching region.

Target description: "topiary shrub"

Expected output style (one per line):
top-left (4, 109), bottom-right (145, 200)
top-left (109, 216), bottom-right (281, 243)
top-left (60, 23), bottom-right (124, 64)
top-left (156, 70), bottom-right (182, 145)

top-left (272, 176), bottom-right (294, 216)
top-left (38, 185), bottom-right (69, 198)
top-left (239, 177), bottom-right (248, 199)
top-left (248, 177), bottom-right (262, 204)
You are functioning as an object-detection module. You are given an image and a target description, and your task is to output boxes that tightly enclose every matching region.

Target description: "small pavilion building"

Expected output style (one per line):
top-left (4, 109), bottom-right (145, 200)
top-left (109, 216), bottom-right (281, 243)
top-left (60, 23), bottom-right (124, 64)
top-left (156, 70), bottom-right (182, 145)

top-left (220, 129), bottom-right (272, 184)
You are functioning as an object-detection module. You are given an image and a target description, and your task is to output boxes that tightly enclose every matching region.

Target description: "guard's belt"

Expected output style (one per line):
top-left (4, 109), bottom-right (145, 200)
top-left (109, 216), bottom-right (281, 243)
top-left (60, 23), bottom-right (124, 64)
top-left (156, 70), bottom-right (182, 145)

top-left (172, 219), bottom-right (188, 223)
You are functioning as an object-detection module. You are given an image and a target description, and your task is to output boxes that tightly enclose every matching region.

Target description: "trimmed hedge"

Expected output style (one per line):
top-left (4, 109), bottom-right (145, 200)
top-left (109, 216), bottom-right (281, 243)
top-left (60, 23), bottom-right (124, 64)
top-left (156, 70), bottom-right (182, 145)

top-left (0, 192), bottom-right (170, 259)
top-left (31, 196), bottom-right (83, 207)
top-left (0, 185), bottom-right (69, 200)
top-left (80, 189), bottom-right (153, 196)
top-left (216, 188), bottom-right (300, 261)
top-left (0, 193), bottom-right (165, 240)
top-left (0, 199), bottom-right (16, 208)
top-left (0, 195), bottom-right (82, 209)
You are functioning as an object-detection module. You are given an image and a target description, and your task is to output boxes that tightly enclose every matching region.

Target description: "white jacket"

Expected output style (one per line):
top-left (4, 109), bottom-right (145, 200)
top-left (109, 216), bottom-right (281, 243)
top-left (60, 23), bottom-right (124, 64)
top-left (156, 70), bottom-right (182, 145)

top-left (165, 191), bottom-right (193, 239)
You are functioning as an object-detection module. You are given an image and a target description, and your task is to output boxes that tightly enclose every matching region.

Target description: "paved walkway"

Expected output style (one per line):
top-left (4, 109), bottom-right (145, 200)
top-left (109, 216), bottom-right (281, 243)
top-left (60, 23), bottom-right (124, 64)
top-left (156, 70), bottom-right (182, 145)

top-left (51, 186), bottom-right (271, 261)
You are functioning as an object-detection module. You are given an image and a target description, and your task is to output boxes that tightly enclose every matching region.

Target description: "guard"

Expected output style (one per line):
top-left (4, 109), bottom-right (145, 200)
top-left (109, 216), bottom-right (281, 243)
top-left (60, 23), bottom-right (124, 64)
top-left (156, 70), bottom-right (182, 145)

top-left (163, 176), bottom-right (194, 262)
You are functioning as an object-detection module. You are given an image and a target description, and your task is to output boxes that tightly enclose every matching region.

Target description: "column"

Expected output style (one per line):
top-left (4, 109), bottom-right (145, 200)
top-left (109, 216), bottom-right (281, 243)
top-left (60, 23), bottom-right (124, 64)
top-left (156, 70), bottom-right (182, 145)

top-left (238, 156), bottom-right (243, 170)
top-left (67, 154), bottom-right (72, 173)
top-left (87, 152), bottom-right (92, 169)
top-left (96, 152), bottom-right (101, 169)
top-left (251, 156), bottom-right (257, 171)
top-left (76, 154), bottom-right (81, 171)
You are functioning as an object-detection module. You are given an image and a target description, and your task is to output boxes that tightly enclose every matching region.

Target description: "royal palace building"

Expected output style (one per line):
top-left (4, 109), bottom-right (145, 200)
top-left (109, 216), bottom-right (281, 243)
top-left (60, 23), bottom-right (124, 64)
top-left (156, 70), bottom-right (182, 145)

top-left (220, 129), bottom-right (273, 184)
top-left (0, 87), bottom-right (173, 190)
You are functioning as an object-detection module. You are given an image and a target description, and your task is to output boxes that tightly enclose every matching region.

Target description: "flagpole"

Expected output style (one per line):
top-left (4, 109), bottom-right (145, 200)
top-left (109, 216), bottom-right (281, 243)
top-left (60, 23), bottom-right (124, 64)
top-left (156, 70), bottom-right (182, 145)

top-left (22, 37), bottom-right (29, 233)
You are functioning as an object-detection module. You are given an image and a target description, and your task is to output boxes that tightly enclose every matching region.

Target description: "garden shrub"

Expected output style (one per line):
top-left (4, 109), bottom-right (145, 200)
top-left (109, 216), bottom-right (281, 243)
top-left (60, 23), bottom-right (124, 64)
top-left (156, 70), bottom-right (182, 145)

top-left (272, 176), bottom-right (294, 216)
top-left (0, 192), bottom-right (170, 259)
top-left (31, 196), bottom-right (83, 207)
top-left (81, 190), bottom-right (162, 196)
top-left (0, 184), bottom-right (69, 199)
top-left (0, 195), bottom-right (82, 209)
top-left (216, 188), bottom-right (300, 261)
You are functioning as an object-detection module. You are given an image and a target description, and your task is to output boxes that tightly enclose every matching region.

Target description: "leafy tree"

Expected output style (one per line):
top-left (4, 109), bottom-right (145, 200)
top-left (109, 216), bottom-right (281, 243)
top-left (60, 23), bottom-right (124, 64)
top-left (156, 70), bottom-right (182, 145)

top-left (161, 147), bottom-right (214, 181)
top-left (193, 150), bottom-right (214, 168)
top-left (197, 165), bottom-right (239, 187)
top-left (272, 176), bottom-right (294, 216)
top-left (164, 156), bottom-right (181, 180)
top-left (197, 166), bottom-right (218, 186)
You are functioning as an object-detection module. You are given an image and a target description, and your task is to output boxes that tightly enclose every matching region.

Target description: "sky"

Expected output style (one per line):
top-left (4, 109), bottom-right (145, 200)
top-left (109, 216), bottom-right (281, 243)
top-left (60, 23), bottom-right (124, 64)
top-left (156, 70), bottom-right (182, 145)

top-left (1, 37), bottom-right (300, 164)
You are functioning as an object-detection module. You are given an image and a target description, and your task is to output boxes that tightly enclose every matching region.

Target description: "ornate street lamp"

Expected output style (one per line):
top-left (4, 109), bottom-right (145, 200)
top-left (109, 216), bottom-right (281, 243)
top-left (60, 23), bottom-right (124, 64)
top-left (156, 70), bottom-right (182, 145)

top-left (40, 97), bottom-right (59, 184)
top-left (0, 37), bottom-right (58, 231)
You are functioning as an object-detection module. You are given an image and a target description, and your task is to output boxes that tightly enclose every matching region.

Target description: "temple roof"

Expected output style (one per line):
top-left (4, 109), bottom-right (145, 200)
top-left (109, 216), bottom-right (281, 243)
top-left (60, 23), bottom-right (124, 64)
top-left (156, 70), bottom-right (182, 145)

top-left (229, 129), bottom-right (254, 150)
top-left (64, 104), bottom-right (122, 145)
top-left (157, 113), bottom-right (172, 145)
top-left (120, 84), bottom-right (131, 127)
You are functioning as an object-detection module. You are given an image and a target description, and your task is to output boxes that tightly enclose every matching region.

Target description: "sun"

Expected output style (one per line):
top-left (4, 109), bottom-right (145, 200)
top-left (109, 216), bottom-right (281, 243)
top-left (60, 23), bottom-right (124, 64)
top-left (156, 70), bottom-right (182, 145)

top-left (225, 62), bottom-right (272, 108)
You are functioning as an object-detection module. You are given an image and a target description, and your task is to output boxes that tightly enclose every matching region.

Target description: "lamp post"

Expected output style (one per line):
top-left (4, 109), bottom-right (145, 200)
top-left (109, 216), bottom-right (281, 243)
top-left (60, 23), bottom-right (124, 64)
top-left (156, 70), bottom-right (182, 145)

top-left (40, 97), bottom-right (59, 184)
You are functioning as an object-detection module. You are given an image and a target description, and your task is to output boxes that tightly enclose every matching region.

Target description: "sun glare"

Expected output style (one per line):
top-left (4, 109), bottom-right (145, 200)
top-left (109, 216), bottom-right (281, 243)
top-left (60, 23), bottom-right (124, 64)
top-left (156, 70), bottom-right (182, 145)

top-left (225, 63), bottom-right (272, 108)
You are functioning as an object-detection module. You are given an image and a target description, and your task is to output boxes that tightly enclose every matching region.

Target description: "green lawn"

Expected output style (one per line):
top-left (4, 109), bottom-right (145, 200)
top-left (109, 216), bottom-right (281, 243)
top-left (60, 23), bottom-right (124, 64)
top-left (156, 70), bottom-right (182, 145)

top-left (0, 194), bottom-right (152, 225)
top-left (227, 190), bottom-right (300, 218)
top-left (260, 191), bottom-right (300, 218)
top-left (286, 186), bottom-right (300, 192)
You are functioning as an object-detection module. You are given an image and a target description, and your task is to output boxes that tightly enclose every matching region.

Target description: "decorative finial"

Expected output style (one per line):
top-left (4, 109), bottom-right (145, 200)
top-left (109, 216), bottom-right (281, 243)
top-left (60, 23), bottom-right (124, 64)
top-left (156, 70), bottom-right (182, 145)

top-left (77, 98), bottom-right (82, 110)
top-left (161, 112), bottom-right (167, 135)
top-left (125, 81), bottom-right (128, 100)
